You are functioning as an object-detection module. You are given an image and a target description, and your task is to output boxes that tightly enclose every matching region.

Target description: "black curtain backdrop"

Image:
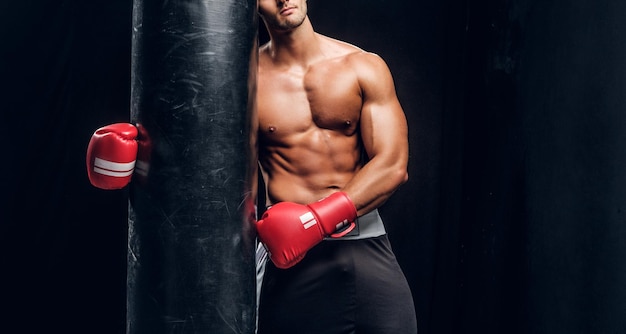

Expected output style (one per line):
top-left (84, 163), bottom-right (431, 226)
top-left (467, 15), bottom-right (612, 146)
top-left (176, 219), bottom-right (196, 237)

top-left (2, 1), bottom-right (626, 333)
top-left (2, 1), bottom-right (131, 333)
top-left (451, 1), bottom-right (626, 333)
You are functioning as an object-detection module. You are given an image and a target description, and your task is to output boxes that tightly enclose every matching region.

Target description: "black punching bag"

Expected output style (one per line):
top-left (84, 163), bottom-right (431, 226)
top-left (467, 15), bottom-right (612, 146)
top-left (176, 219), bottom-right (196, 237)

top-left (127, 0), bottom-right (257, 333)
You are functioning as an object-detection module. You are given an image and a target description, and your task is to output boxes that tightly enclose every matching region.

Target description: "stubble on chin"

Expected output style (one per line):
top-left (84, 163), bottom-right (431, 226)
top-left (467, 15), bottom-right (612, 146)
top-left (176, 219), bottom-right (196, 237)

top-left (264, 6), bottom-right (307, 32)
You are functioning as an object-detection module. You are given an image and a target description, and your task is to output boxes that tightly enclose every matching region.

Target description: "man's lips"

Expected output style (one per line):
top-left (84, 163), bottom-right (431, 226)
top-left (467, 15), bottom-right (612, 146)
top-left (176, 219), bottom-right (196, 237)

top-left (280, 7), bottom-right (295, 15)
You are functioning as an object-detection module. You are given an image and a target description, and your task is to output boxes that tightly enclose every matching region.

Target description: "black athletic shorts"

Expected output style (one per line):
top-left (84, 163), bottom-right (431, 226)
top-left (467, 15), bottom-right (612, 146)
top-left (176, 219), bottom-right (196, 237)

top-left (257, 234), bottom-right (417, 334)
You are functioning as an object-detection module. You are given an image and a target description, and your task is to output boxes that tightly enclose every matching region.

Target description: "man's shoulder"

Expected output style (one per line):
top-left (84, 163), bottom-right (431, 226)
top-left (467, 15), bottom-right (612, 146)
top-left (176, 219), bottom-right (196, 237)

top-left (319, 34), bottom-right (362, 53)
top-left (319, 35), bottom-right (385, 66)
top-left (342, 51), bottom-right (390, 79)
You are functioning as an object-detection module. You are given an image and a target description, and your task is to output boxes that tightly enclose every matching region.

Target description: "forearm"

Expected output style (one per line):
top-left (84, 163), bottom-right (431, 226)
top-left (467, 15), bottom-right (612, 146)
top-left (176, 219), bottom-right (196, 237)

top-left (341, 156), bottom-right (408, 216)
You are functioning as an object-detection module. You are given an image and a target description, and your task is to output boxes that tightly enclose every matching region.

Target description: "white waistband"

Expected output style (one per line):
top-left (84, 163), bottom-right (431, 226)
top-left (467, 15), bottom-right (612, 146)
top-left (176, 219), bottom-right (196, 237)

top-left (325, 209), bottom-right (386, 241)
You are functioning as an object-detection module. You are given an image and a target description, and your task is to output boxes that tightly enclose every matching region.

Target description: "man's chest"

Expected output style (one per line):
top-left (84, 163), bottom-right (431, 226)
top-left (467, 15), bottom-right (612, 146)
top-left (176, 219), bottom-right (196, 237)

top-left (257, 62), bottom-right (362, 137)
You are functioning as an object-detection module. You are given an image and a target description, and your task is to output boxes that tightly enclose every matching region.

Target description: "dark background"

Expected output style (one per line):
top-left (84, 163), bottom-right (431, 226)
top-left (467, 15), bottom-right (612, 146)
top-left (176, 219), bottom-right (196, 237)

top-left (3, 0), bottom-right (626, 333)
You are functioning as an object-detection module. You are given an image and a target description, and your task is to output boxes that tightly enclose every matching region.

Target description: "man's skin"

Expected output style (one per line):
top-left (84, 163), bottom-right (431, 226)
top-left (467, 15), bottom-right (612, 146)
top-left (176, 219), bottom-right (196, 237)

top-left (257, 0), bottom-right (409, 217)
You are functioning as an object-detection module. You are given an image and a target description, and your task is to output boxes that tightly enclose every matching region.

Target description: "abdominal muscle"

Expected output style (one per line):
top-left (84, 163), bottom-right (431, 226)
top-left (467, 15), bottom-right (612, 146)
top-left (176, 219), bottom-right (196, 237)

top-left (259, 128), bottom-right (363, 206)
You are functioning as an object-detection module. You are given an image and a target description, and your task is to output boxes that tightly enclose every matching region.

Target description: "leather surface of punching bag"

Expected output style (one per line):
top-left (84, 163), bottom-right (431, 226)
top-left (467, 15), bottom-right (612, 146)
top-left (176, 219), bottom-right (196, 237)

top-left (126, 0), bottom-right (258, 333)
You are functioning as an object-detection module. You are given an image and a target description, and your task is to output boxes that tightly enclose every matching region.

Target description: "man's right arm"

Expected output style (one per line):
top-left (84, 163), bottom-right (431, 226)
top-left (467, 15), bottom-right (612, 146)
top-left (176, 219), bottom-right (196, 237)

top-left (340, 52), bottom-right (409, 216)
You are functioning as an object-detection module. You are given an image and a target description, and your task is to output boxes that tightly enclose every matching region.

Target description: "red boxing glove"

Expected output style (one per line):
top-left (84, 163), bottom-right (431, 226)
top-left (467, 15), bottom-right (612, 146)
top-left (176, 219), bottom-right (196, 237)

top-left (255, 192), bottom-right (357, 269)
top-left (86, 123), bottom-right (138, 190)
top-left (133, 123), bottom-right (152, 183)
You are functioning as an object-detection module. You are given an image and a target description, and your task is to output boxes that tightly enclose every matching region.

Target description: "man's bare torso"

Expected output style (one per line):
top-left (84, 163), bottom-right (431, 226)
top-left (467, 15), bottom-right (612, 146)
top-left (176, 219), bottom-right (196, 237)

top-left (257, 35), bottom-right (367, 206)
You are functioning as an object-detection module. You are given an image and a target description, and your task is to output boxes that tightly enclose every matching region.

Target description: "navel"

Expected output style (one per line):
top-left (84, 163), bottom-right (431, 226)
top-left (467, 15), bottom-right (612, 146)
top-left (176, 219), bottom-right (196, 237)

top-left (344, 120), bottom-right (352, 127)
top-left (268, 126), bottom-right (276, 133)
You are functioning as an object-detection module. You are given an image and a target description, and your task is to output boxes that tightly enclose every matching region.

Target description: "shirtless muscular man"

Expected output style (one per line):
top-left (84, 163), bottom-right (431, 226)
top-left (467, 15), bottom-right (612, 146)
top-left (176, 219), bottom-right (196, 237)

top-left (255, 0), bottom-right (418, 333)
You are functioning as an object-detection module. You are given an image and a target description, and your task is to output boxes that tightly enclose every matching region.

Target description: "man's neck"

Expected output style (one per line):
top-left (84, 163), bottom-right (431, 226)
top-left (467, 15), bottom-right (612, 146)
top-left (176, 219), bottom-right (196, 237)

top-left (266, 17), bottom-right (323, 68)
